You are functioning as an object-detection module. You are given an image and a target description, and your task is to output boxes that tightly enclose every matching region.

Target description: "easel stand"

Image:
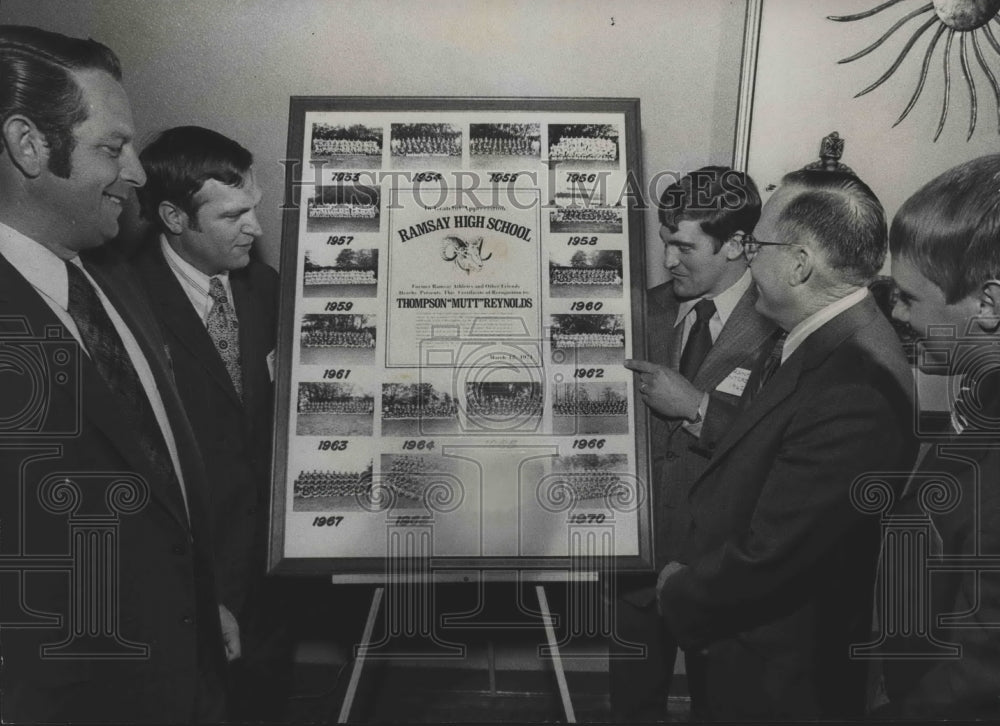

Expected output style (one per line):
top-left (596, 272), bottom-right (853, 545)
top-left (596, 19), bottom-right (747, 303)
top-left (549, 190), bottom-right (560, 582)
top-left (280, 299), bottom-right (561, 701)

top-left (536, 583), bottom-right (576, 723)
top-left (334, 573), bottom-right (594, 723)
top-left (337, 586), bottom-right (383, 724)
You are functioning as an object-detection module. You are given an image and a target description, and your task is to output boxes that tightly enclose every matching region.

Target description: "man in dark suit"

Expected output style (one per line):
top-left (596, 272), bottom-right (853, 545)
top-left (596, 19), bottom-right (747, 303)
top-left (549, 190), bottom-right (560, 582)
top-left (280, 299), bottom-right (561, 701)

top-left (613, 167), bottom-right (776, 720)
top-left (877, 154), bottom-right (1000, 720)
top-left (631, 169), bottom-right (916, 720)
top-left (130, 126), bottom-right (285, 720)
top-left (0, 26), bottom-right (231, 723)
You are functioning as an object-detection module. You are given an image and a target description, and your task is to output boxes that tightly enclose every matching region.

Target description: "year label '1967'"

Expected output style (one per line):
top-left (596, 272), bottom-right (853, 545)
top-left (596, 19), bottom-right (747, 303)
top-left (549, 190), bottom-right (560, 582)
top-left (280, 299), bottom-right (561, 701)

top-left (312, 515), bottom-right (344, 527)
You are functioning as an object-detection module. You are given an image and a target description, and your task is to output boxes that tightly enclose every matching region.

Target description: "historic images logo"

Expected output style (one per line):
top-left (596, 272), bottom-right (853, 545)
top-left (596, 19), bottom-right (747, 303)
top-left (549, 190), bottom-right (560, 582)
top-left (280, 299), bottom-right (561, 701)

top-left (441, 235), bottom-right (492, 274)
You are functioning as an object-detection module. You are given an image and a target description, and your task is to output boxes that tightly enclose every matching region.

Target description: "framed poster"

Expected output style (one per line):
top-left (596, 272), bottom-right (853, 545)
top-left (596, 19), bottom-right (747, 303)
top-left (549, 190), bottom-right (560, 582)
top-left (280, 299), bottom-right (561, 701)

top-left (269, 97), bottom-right (649, 575)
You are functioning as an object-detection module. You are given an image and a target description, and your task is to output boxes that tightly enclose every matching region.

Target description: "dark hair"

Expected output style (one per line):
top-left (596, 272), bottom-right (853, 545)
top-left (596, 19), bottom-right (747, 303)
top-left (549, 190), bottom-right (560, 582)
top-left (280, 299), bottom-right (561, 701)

top-left (138, 125), bottom-right (253, 231)
top-left (890, 154), bottom-right (1000, 304)
top-left (0, 25), bottom-right (121, 178)
top-left (777, 169), bottom-right (886, 285)
top-left (657, 166), bottom-right (761, 252)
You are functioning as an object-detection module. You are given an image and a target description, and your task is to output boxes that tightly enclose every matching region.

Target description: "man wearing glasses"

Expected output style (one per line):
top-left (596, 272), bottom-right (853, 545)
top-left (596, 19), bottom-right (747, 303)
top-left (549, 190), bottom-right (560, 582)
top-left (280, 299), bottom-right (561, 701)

top-left (629, 169), bottom-right (916, 720)
top-left (614, 166), bottom-right (775, 721)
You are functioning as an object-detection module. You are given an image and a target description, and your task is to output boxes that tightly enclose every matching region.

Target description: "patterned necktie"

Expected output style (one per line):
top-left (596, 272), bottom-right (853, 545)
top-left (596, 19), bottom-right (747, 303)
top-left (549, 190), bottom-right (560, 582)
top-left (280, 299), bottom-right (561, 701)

top-left (679, 298), bottom-right (716, 379)
top-left (206, 276), bottom-right (242, 399)
top-left (65, 261), bottom-right (179, 487)
top-left (742, 331), bottom-right (787, 409)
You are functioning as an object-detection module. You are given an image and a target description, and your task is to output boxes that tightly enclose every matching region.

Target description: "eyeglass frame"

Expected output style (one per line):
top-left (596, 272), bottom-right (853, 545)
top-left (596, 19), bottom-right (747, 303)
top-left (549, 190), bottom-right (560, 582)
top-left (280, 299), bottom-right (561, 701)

top-left (741, 233), bottom-right (803, 263)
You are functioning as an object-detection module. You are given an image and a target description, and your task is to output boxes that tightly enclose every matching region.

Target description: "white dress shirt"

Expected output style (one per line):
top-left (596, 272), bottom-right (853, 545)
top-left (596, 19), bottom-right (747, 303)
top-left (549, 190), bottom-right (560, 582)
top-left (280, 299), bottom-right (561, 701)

top-left (160, 234), bottom-right (235, 326)
top-left (674, 269), bottom-right (753, 352)
top-left (781, 287), bottom-right (870, 364)
top-left (0, 221), bottom-right (190, 518)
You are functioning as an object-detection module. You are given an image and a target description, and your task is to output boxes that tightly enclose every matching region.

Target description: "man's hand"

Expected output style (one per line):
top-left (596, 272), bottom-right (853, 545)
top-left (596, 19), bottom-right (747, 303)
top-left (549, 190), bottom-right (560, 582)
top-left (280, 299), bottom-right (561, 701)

top-left (654, 561), bottom-right (687, 615)
top-left (625, 359), bottom-right (703, 420)
top-left (218, 604), bottom-right (241, 662)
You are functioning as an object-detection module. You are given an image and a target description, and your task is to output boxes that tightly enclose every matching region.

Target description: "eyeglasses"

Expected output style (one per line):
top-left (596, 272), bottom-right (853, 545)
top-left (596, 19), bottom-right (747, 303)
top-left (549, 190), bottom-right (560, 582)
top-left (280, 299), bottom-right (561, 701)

top-left (742, 233), bottom-right (801, 263)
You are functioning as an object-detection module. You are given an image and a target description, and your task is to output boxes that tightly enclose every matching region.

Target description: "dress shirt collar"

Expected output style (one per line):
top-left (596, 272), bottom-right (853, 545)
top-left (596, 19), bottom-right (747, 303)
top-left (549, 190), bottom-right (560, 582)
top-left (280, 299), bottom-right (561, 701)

top-left (674, 268), bottom-right (752, 328)
top-left (0, 220), bottom-right (73, 310)
top-left (161, 234), bottom-right (232, 322)
top-left (161, 234), bottom-right (227, 296)
top-left (781, 286), bottom-right (870, 364)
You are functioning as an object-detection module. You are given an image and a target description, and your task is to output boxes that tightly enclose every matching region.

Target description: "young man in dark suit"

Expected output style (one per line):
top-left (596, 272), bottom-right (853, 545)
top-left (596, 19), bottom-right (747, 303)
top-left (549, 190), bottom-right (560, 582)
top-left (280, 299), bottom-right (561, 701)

top-left (632, 170), bottom-right (917, 720)
top-left (612, 167), bottom-right (776, 721)
top-left (877, 154), bottom-right (1000, 720)
top-left (130, 126), bottom-right (285, 720)
top-left (0, 26), bottom-right (230, 723)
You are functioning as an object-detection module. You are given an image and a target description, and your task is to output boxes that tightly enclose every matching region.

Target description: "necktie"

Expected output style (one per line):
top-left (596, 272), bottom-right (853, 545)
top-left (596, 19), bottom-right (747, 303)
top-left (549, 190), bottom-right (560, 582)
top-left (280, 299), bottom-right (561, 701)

top-left (742, 331), bottom-right (787, 409)
top-left (65, 261), bottom-right (179, 487)
top-left (679, 298), bottom-right (716, 379)
top-left (206, 276), bottom-right (243, 399)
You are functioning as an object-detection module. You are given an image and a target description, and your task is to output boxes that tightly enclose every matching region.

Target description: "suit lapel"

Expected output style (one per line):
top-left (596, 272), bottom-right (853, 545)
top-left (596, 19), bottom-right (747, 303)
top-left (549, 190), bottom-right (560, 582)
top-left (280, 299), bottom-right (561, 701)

top-left (0, 252), bottom-right (190, 529)
top-left (231, 270), bottom-right (257, 414)
top-left (142, 244), bottom-right (243, 409)
top-left (695, 295), bottom-right (882, 482)
top-left (699, 350), bottom-right (803, 475)
top-left (667, 315), bottom-right (685, 371)
top-left (646, 282), bottom-right (680, 368)
top-left (692, 286), bottom-right (774, 391)
top-left (84, 259), bottom-right (198, 528)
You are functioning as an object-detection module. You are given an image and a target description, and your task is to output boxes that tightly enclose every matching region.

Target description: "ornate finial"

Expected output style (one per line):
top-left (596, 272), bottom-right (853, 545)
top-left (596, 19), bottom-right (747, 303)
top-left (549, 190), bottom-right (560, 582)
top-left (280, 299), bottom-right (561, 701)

top-left (803, 131), bottom-right (855, 174)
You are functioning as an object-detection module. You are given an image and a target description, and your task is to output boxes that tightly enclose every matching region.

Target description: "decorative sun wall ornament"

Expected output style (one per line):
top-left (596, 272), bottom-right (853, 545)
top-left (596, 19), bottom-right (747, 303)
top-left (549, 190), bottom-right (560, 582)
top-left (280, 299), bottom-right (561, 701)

top-left (830, 0), bottom-right (1000, 141)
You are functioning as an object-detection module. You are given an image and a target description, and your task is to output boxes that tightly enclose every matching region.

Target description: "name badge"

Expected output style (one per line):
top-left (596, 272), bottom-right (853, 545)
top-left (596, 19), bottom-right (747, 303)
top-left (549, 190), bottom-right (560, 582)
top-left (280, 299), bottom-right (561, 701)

top-left (715, 367), bottom-right (751, 397)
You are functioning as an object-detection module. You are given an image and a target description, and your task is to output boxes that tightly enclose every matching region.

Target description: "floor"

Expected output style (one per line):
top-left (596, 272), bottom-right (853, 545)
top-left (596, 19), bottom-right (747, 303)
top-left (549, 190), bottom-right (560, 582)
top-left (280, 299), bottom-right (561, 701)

top-left (283, 660), bottom-right (691, 723)
top-left (265, 580), bottom-right (691, 724)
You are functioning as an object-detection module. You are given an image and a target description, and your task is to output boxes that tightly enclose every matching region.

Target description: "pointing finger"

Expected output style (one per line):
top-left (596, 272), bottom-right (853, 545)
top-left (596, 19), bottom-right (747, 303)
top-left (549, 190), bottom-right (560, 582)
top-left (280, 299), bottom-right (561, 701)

top-left (624, 359), bottom-right (657, 374)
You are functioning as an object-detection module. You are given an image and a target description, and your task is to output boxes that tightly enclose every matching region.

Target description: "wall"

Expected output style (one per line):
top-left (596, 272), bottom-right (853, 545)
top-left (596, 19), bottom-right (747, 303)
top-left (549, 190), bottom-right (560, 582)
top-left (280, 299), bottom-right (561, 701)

top-left (0, 0), bottom-right (748, 283)
top-left (746, 0), bottom-right (1000, 215)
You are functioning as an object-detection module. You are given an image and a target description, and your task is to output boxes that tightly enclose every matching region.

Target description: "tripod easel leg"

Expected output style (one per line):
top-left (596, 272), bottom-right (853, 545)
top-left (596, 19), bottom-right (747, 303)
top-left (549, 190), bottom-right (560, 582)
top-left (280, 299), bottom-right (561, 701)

top-left (338, 586), bottom-right (384, 723)
top-left (536, 584), bottom-right (576, 723)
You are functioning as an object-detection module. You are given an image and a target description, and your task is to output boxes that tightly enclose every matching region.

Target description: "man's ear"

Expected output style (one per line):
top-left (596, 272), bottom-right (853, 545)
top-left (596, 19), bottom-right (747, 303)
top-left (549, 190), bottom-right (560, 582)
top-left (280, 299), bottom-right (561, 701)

top-left (1, 115), bottom-right (48, 178)
top-left (788, 245), bottom-right (813, 287)
top-left (158, 200), bottom-right (188, 236)
top-left (721, 231), bottom-right (747, 262)
top-left (974, 280), bottom-right (1000, 334)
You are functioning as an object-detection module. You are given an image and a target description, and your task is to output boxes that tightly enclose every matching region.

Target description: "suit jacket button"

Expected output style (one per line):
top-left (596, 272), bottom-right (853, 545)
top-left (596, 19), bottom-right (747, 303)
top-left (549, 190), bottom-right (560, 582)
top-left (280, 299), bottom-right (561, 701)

top-left (172, 544), bottom-right (185, 555)
top-left (664, 451), bottom-right (679, 461)
top-left (181, 615), bottom-right (193, 625)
